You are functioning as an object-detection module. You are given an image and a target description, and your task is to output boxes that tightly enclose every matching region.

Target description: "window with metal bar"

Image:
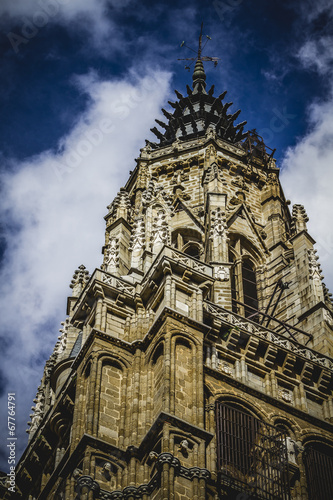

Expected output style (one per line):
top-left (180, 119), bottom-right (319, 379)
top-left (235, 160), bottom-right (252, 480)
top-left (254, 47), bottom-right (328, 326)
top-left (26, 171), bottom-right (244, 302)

top-left (216, 402), bottom-right (290, 500)
top-left (303, 445), bottom-right (333, 500)
top-left (242, 260), bottom-right (258, 318)
top-left (230, 256), bottom-right (259, 320)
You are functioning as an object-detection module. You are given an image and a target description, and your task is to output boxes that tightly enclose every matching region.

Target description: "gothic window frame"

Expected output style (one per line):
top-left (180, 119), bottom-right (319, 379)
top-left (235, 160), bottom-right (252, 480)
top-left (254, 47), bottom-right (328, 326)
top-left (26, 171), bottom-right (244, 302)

top-left (215, 400), bottom-right (290, 500)
top-left (182, 241), bottom-right (202, 259)
top-left (171, 227), bottom-right (203, 259)
top-left (303, 439), bottom-right (333, 500)
top-left (229, 235), bottom-right (261, 319)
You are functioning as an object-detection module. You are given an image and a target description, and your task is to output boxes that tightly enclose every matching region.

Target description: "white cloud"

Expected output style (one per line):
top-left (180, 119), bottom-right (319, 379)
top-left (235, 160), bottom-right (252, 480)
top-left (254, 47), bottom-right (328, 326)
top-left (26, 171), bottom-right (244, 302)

top-left (298, 36), bottom-right (333, 75)
top-left (0, 67), bottom-right (172, 467)
top-left (297, 0), bottom-right (333, 23)
top-left (0, 0), bottom-right (128, 20)
top-left (281, 94), bottom-right (333, 290)
top-left (281, 6), bottom-right (333, 293)
top-left (2, 0), bottom-right (132, 50)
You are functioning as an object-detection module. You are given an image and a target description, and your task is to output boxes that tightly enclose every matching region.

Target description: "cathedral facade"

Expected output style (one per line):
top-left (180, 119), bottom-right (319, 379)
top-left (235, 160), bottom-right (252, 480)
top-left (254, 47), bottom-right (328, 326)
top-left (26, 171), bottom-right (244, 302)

top-left (3, 54), bottom-right (333, 500)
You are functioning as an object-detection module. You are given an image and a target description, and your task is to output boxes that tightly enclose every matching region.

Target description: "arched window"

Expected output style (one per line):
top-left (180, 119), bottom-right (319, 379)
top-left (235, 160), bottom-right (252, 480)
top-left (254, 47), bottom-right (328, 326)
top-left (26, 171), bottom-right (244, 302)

top-left (182, 242), bottom-right (201, 259)
top-left (230, 256), bottom-right (259, 319)
top-left (215, 401), bottom-right (290, 498)
top-left (303, 442), bottom-right (333, 500)
top-left (242, 260), bottom-right (258, 318)
top-left (171, 228), bottom-right (203, 260)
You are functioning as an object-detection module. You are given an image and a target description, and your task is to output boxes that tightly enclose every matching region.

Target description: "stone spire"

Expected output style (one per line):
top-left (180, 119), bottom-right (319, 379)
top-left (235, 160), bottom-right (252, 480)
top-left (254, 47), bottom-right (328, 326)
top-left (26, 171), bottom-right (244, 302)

top-left (192, 24), bottom-right (207, 94)
top-left (106, 187), bottom-right (131, 226)
top-left (146, 24), bottom-right (247, 150)
top-left (70, 265), bottom-right (90, 297)
top-left (148, 25), bottom-right (246, 150)
top-left (291, 204), bottom-right (309, 234)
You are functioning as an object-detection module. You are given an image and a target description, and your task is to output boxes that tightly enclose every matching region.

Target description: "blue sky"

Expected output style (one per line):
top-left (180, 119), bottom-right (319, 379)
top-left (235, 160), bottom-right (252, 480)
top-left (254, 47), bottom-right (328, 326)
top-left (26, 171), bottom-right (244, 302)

top-left (0, 0), bottom-right (333, 472)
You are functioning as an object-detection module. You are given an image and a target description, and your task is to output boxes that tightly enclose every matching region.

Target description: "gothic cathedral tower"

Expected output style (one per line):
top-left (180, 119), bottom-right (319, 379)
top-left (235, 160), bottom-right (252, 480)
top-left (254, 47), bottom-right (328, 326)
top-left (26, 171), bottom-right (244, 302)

top-left (5, 43), bottom-right (333, 500)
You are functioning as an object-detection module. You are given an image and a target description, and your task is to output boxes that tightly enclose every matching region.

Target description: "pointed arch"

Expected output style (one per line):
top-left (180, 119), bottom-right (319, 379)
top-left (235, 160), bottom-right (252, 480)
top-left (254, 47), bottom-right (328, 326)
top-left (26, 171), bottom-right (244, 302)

top-left (229, 234), bottom-right (262, 319)
top-left (302, 437), bottom-right (333, 500)
top-left (171, 227), bottom-right (203, 259)
top-left (215, 398), bottom-right (290, 498)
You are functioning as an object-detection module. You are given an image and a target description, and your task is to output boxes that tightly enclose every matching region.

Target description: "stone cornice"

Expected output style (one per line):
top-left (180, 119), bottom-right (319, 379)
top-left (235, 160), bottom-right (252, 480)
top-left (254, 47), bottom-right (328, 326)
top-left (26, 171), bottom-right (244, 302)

top-left (72, 305), bottom-right (211, 371)
top-left (138, 412), bottom-right (214, 455)
top-left (74, 452), bottom-right (211, 499)
top-left (129, 132), bottom-right (274, 182)
top-left (298, 301), bottom-right (330, 322)
top-left (203, 301), bottom-right (333, 372)
top-left (204, 364), bottom-right (333, 433)
top-left (290, 229), bottom-right (316, 246)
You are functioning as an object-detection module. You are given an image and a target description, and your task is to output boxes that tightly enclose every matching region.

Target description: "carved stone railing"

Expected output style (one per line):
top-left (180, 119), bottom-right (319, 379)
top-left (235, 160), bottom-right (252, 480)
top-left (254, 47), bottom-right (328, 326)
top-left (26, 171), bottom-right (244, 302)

top-left (141, 245), bottom-right (213, 291)
top-left (97, 270), bottom-right (136, 296)
top-left (74, 453), bottom-right (210, 499)
top-left (204, 301), bottom-right (333, 372)
top-left (167, 247), bottom-right (212, 276)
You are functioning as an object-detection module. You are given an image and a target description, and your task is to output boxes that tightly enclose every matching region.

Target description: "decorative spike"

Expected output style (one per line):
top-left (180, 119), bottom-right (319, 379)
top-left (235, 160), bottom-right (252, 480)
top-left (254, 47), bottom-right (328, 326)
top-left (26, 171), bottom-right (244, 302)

top-left (230, 109), bottom-right (241, 122)
top-left (175, 101), bottom-right (183, 114)
top-left (168, 100), bottom-right (177, 109)
top-left (177, 116), bottom-right (186, 136)
top-left (218, 91), bottom-right (227, 100)
top-left (235, 120), bottom-right (247, 129)
top-left (175, 90), bottom-right (184, 99)
top-left (155, 119), bottom-right (168, 129)
top-left (162, 108), bottom-right (173, 120)
top-left (150, 127), bottom-right (165, 141)
top-left (189, 115), bottom-right (198, 133)
top-left (187, 99), bottom-right (195, 114)
top-left (223, 121), bottom-right (233, 138)
top-left (186, 85), bottom-right (193, 96)
top-left (235, 130), bottom-right (245, 142)
top-left (228, 127), bottom-right (237, 141)
top-left (208, 85), bottom-right (215, 96)
top-left (216, 112), bottom-right (226, 129)
top-left (145, 139), bottom-right (157, 148)
top-left (222, 102), bottom-right (233, 113)
top-left (167, 117), bottom-right (178, 132)
top-left (211, 98), bottom-right (221, 114)
top-left (70, 265), bottom-right (90, 296)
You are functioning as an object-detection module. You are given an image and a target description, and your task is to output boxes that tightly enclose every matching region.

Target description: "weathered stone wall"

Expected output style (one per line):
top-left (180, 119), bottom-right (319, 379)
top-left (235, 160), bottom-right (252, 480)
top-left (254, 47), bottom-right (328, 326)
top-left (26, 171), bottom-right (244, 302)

top-left (98, 362), bottom-right (123, 445)
top-left (13, 116), bottom-right (333, 500)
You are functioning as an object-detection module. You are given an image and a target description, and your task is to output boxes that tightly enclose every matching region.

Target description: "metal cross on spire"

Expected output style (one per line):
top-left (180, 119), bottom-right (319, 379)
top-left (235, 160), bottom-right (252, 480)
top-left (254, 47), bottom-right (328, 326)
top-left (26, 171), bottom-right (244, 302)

top-left (178, 22), bottom-right (220, 72)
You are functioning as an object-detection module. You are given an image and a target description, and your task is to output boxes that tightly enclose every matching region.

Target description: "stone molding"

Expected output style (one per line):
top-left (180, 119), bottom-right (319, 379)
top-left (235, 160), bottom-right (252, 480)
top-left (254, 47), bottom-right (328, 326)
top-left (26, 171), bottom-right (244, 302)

top-left (204, 301), bottom-right (333, 371)
top-left (75, 453), bottom-right (211, 499)
top-left (76, 475), bottom-right (100, 497)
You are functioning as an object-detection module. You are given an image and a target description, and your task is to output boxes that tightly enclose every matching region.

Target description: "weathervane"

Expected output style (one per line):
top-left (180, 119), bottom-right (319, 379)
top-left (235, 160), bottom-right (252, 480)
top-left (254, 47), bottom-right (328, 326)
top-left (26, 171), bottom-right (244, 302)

top-left (178, 22), bottom-right (219, 71)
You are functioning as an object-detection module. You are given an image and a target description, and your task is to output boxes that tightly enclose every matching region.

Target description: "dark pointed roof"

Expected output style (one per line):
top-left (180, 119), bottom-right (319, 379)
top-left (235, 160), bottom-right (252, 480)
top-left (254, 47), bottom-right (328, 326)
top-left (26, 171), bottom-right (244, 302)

top-left (69, 331), bottom-right (83, 358)
top-left (148, 59), bottom-right (247, 150)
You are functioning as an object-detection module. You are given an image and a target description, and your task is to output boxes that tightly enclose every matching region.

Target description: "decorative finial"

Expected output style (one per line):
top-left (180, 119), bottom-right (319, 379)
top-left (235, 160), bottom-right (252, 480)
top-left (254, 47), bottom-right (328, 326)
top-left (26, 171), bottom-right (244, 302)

top-left (70, 264), bottom-right (90, 297)
top-left (291, 204), bottom-right (309, 234)
top-left (178, 23), bottom-right (219, 93)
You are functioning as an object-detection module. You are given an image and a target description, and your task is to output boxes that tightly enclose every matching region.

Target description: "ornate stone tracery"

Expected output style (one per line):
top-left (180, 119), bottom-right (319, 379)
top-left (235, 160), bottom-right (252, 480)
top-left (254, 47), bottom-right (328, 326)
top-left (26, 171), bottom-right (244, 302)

top-left (308, 249), bottom-right (322, 281)
top-left (209, 207), bottom-right (226, 239)
top-left (151, 209), bottom-right (169, 253)
top-left (103, 237), bottom-right (120, 273)
top-left (130, 218), bottom-right (145, 252)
